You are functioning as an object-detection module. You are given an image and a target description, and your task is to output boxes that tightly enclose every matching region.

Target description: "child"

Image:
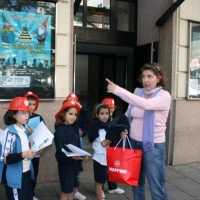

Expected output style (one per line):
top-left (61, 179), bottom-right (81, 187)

top-left (54, 100), bottom-right (88, 200)
top-left (64, 93), bottom-right (90, 200)
top-left (101, 98), bottom-right (125, 195)
top-left (88, 103), bottom-right (110, 200)
top-left (0, 97), bottom-right (36, 200)
top-left (101, 98), bottom-right (116, 119)
top-left (24, 91), bottom-right (44, 200)
top-left (64, 92), bottom-right (90, 148)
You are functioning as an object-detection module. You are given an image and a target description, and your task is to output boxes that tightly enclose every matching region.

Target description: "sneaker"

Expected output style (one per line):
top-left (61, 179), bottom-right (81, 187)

top-left (108, 187), bottom-right (124, 194)
top-left (102, 191), bottom-right (105, 199)
top-left (73, 191), bottom-right (86, 200)
top-left (33, 197), bottom-right (39, 200)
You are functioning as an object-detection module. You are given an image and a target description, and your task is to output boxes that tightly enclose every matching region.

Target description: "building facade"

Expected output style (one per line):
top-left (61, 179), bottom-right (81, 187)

top-left (0, 0), bottom-right (200, 183)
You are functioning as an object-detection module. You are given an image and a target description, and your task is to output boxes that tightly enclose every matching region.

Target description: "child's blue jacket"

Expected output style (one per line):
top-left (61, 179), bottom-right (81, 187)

top-left (0, 124), bottom-right (34, 189)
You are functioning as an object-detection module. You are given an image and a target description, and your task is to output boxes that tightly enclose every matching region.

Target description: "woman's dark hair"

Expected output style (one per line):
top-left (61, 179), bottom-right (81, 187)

top-left (138, 62), bottom-right (166, 87)
top-left (91, 103), bottom-right (111, 122)
top-left (4, 110), bottom-right (18, 125)
top-left (54, 107), bottom-right (78, 128)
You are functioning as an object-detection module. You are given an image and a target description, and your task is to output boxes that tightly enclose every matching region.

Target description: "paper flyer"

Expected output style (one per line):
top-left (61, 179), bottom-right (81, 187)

top-left (62, 144), bottom-right (92, 157)
top-left (31, 121), bottom-right (54, 151)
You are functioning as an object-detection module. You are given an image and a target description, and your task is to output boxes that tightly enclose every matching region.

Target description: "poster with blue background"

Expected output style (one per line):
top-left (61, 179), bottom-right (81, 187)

top-left (0, 10), bottom-right (52, 88)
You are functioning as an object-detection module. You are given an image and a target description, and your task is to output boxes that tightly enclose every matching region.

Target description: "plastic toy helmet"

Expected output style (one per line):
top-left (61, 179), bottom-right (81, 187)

top-left (65, 92), bottom-right (80, 104)
top-left (24, 91), bottom-right (39, 111)
top-left (8, 97), bottom-right (30, 111)
top-left (55, 100), bottom-right (81, 119)
top-left (102, 98), bottom-right (116, 108)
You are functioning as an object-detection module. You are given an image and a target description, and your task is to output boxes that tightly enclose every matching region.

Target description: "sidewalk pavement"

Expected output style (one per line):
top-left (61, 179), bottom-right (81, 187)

top-left (1, 138), bottom-right (200, 200)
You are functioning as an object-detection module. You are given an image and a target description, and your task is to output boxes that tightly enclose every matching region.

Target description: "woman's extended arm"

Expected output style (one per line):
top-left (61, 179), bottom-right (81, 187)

top-left (106, 78), bottom-right (171, 110)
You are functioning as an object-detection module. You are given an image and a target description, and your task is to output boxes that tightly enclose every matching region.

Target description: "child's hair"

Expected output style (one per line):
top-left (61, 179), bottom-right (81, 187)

top-left (26, 96), bottom-right (37, 101)
top-left (4, 110), bottom-right (18, 125)
top-left (24, 91), bottom-right (39, 111)
top-left (54, 107), bottom-right (77, 128)
top-left (91, 103), bottom-right (111, 122)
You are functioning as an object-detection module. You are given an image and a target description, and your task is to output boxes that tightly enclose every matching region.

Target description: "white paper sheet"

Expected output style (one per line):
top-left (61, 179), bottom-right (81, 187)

top-left (31, 121), bottom-right (54, 151)
top-left (61, 148), bottom-right (85, 157)
top-left (62, 144), bottom-right (92, 157)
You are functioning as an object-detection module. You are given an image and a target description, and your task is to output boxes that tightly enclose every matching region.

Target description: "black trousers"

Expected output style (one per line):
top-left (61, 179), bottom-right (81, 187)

top-left (102, 176), bottom-right (118, 191)
top-left (31, 157), bottom-right (40, 196)
top-left (107, 180), bottom-right (118, 190)
top-left (5, 170), bottom-right (32, 200)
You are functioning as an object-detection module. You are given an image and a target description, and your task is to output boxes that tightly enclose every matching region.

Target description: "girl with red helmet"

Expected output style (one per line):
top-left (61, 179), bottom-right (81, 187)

top-left (54, 100), bottom-right (88, 200)
top-left (64, 92), bottom-right (90, 200)
top-left (0, 97), bottom-right (36, 200)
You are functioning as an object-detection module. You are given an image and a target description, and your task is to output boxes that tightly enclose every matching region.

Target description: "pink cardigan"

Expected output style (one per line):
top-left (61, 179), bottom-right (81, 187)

top-left (113, 86), bottom-right (171, 143)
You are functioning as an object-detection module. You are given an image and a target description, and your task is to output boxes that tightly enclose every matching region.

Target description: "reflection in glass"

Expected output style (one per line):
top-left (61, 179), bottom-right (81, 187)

top-left (113, 1), bottom-right (135, 32)
top-left (188, 23), bottom-right (200, 98)
top-left (87, 0), bottom-right (110, 29)
top-left (74, 0), bottom-right (83, 27)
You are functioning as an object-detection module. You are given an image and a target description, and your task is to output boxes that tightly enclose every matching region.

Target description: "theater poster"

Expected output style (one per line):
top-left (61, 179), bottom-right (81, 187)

top-left (0, 6), bottom-right (55, 99)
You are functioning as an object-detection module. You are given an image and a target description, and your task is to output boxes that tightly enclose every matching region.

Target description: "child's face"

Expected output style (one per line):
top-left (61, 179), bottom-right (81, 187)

top-left (13, 111), bottom-right (30, 127)
top-left (64, 107), bottom-right (78, 125)
top-left (96, 108), bottom-right (109, 123)
top-left (110, 108), bottom-right (115, 117)
top-left (28, 99), bottom-right (36, 113)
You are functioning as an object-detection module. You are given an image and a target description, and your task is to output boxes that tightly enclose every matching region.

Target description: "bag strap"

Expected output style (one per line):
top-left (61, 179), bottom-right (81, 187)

top-left (114, 136), bottom-right (132, 150)
top-left (125, 136), bottom-right (132, 149)
top-left (114, 138), bottom-right (123, 150)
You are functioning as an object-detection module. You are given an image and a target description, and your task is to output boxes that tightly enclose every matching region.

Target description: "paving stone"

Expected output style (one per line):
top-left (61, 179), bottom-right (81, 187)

top-left (168, 177), bottom-right (200, 197)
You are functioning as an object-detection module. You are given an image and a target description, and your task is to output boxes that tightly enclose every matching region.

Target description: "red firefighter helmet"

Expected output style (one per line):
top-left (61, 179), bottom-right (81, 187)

top-left (63, 92), bottom-right (81, 105)
top-left (8, 97), bottom-right (30, 111)
top-left (24, 91), bottom-right (39, 111)
top-left (55, 100), bottom-right (81, 119)
top-left (102, 98), bottom-right (116, 108)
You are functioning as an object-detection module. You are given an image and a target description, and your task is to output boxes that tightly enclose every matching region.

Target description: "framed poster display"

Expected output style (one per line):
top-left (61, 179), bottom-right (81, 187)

top-left (0, 0), bottom-right (56, 100)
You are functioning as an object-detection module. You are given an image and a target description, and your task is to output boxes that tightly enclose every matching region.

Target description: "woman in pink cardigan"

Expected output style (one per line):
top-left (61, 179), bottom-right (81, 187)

top-left (106, 63), bottom-right (171, 200)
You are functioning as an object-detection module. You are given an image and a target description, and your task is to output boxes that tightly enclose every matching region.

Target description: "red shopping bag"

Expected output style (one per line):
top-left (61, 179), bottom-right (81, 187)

top-left (106, 138), bottom-right (142, 186)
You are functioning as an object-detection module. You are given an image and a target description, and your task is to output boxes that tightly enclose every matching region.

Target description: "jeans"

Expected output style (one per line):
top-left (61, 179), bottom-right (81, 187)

top-left (129, 138), bottom-right (168, 200)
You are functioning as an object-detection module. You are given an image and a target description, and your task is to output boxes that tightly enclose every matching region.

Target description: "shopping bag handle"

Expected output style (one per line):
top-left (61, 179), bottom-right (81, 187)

top-left (114, 136), bottom-right (132, 150)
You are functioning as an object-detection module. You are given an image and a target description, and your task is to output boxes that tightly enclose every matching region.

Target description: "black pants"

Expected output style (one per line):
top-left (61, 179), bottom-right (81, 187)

top-left (31, 157), bottom-right (40, 196)
top-left (5, 170), bottom-right (32, 200)
top-left (102, 174), bottom-right (118, 191)
top-left (107, 180), bottom-right (118, 190)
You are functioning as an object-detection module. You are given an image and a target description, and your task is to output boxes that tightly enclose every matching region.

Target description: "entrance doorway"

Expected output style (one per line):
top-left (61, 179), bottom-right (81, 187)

top-left (75, 53), bottom-right (127, 116)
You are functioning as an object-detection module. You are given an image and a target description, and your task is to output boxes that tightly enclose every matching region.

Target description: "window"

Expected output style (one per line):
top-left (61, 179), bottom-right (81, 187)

top-left (113, 1), bottom-right (135, 32)
top-left (86, 0), bottom-right (110, 29)
top-left (0, 0), bottom-right (56, 99)
top-left (74, 0), bottom-right (83, 27)
top-left (188, 22), bottom-right (200, 99)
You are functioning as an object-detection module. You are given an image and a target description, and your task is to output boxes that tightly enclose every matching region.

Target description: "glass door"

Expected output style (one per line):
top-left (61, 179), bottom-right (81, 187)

top-left (75, 53), bottom-right (127, 116)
